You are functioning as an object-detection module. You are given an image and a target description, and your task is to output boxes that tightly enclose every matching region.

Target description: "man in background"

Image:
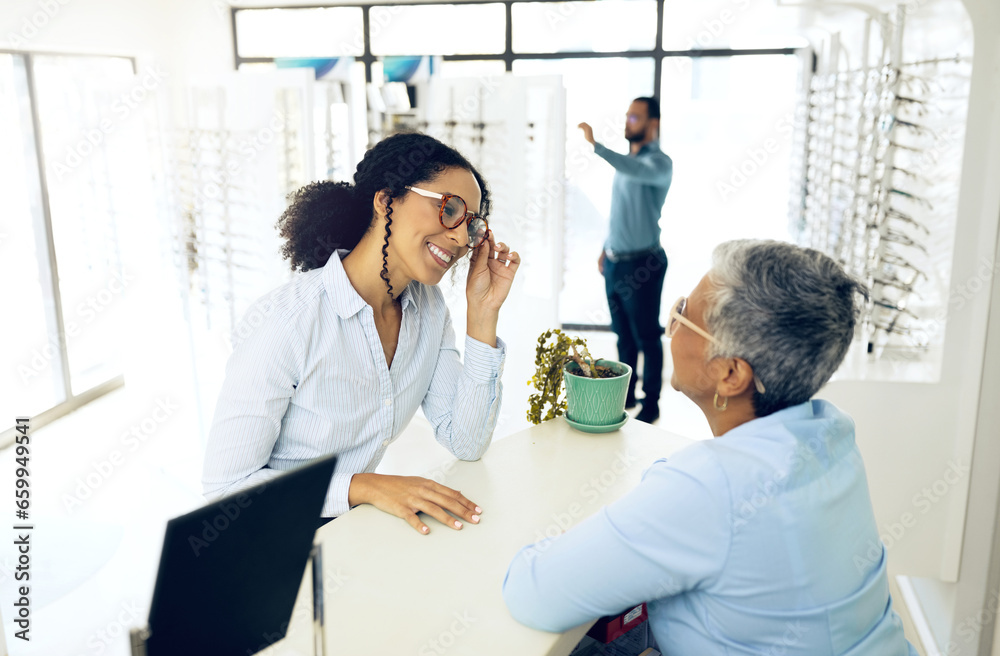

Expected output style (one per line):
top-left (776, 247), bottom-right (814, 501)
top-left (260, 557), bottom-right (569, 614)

top-left (578, 97), bottom-right (673, 423)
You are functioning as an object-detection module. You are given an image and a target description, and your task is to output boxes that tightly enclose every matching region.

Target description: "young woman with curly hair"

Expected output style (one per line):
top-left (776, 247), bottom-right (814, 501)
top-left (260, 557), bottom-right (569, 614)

top-left (202, 132), bottom-right (520, 534)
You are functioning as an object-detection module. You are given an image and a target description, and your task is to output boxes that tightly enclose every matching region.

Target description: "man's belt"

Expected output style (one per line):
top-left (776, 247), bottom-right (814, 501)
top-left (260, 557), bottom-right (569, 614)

top-left (604, 245), bottom-right (662, 263)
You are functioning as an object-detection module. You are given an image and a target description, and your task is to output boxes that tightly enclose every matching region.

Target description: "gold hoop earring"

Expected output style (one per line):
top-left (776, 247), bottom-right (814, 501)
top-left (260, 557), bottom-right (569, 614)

top-left (713, 392), bottom-right (728, 411)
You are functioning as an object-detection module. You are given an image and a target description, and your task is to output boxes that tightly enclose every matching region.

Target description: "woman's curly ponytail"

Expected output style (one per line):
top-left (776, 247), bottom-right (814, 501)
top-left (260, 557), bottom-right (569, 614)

top-left (276, 181), bottom-right (369, 272)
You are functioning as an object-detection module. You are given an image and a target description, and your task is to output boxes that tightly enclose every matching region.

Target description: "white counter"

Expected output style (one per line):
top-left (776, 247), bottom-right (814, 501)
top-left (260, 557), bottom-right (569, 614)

top-left (265, 416), bottom-right (695, 656)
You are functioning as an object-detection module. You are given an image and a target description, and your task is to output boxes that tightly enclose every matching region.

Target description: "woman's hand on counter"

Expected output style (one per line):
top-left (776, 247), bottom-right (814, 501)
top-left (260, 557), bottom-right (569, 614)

top-left (348, 473), bottom-right (482, 535)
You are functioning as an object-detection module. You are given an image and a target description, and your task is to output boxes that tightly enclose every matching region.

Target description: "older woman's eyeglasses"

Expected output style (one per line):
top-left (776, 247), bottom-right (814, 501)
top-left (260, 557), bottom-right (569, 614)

top-left (668, 297), bottom-right (767, 394)
top-left (668, 297), bottom-right (717, 342)
top-left (405, 186), bottom-right (490, 249)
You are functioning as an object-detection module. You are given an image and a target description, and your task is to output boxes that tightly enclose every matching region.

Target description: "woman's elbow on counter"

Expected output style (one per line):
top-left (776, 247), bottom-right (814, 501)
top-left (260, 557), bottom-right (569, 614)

top-left (453, 434), bottom-right (493, 461)
top-left (201, 478), bottom-right (229, 501)
top-left (502, 562), bottom-right (575, 633)
top-left (503, 584), bottom-right (553, 632)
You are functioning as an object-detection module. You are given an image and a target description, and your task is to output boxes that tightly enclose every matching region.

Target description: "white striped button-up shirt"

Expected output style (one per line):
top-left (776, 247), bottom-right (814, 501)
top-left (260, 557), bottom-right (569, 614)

top-left (202, 251), bottom-right (505, 517)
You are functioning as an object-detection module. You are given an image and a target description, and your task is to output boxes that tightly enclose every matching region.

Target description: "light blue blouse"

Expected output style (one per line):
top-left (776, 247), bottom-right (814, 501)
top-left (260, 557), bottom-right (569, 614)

top-left (503, 400), bottom-right (917, 655)
top-left (202, 251), bottom-right (505, 517)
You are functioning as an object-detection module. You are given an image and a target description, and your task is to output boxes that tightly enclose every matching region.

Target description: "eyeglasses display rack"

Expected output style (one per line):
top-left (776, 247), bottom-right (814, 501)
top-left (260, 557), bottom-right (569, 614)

top-left (168, 67), bottom-right (366, 442)
top-left (171, 71), bottom-right (363, 338)
top-left (793, 4), bottom-right (971, 380)
top-left (172, 86), bottom-right (287, 334)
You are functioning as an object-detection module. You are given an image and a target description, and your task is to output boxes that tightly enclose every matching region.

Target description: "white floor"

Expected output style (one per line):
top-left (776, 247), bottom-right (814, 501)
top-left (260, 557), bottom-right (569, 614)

top-left (0, 331), bottom-right (924, 654)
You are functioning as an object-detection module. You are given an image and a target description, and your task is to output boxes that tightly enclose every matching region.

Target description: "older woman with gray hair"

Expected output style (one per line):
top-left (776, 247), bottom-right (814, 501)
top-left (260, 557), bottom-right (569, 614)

top-left (503, 240), bottom-right (917, 655)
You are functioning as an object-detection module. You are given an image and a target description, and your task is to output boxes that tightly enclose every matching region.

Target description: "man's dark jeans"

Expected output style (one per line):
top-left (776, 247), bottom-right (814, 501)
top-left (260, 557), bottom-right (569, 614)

top-left (603, 248), bottom-right (668, 407)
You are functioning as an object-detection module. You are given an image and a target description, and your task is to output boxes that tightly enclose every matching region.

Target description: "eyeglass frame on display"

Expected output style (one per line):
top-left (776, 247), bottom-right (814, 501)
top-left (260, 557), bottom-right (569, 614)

top-left (882, 206), bottom-right (931, 235)
top-left (878, 251), bottom-right (928, 281)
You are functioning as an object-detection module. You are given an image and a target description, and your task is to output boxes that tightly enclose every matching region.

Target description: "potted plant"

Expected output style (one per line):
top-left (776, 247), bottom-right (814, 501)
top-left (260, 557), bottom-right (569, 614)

top-left (527, 329), bottom-right (632, 432)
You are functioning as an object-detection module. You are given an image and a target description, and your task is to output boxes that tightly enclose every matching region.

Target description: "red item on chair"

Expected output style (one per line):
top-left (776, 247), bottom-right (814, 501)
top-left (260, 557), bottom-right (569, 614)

top-left (585, 603), bottom-right (648, 644)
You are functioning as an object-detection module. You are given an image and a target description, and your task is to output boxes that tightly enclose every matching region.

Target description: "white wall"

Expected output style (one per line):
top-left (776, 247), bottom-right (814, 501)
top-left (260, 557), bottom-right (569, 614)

top-left (2, 0), bottom-right (166, 57)
top-left (0, 0), bottom-right (232, 75)
top-left (1, 0), bottom-right (235, 132)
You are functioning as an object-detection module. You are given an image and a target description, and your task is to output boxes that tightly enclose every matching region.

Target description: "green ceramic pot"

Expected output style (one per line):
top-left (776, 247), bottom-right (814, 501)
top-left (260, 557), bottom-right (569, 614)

top-left (563, 359), bottom-right (632, 427)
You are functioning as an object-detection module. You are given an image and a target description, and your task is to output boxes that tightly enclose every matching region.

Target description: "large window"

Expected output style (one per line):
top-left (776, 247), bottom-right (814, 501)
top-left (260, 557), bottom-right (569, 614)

top-left (0, 51), bottom-right (155, 441)
top-left (236, 8), bottom-right (365, 58)
top-left (231, 1), bottom-right (806, 330)
top-left (232, 1), bottom-right (799, 85)
top-left (512, 57), bottom-right (656, 326)
top-left (0, 54), bottom-right (59, 420)
top-left (371, 4), bottom-right (507, 56)
top-left (31, 55), bottom-right (137, 394)
top-left (512, 1), bottom-right (658, 53)
top-left (656, 54), bottom-right (802, 316)
top-left (661, 0), bottom-right (808, 50)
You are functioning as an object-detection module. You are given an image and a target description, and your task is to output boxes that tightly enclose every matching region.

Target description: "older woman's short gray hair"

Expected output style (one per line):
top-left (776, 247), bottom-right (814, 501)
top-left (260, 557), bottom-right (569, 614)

top-left (704, 240), bottom-right (868, 417)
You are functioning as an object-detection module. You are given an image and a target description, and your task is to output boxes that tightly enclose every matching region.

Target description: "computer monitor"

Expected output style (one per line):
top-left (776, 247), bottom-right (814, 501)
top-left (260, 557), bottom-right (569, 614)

top-left (139, 455), bottom-right (337, 655)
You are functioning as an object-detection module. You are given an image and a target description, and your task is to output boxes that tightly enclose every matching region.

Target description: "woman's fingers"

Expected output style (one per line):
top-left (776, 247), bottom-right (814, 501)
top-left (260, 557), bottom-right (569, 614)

top-left (428, 482), bottom-right (481, 520)
top-left (487, 239), bottom-right (519, 270)
top-left (374, 476), bottom-right (482, 534)
top-left (400, 510), bottom-right (430, 535)
top-left (415, 482), bottom-right (480, 527)
top-left (469, 235), bottom-right (492, 272)
top-left (472, 231), bottom-right (518, 267)
top-left (415, 499), bottom-right (467, 532)
top-left (496, 247), bottom-right (519, 269)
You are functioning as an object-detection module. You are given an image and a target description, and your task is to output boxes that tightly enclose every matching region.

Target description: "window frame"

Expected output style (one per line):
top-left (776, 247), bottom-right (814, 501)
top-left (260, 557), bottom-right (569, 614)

top-left (230, 1), bottom-right (812, 332)
top-left (230, 0), bottom-right (808, 100)
top-left (0, 49), bottom-right (133, 445)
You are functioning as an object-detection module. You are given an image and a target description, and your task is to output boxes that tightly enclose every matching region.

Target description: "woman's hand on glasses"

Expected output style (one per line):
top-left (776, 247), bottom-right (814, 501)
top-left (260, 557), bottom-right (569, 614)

top-left (465, 232), bottom-right (520, 347)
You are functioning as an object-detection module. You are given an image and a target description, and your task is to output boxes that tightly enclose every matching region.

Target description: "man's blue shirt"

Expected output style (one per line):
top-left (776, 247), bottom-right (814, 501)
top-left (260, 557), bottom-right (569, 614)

top-left (594, 140), bottom-right (672, 253)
